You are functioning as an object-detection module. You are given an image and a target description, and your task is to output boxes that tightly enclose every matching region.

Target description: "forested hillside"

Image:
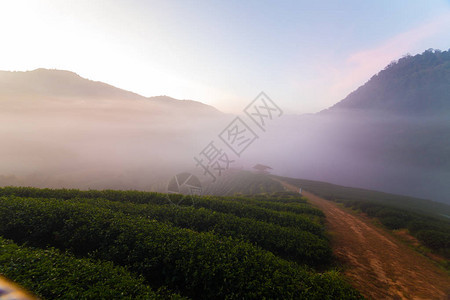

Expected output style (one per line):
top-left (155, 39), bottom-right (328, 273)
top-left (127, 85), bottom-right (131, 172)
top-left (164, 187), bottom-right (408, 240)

top-left (327, 49), bottom-right (450, 115)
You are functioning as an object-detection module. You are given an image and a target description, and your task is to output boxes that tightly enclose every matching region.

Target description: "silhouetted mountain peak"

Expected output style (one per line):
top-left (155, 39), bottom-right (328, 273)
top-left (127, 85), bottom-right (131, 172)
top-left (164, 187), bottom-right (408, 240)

top-left (0, 68), bottom-right (143, 100)
top-left (0, 68), bottom-right (221, 114)
top-left (326, 49), bottom-right (450, 115)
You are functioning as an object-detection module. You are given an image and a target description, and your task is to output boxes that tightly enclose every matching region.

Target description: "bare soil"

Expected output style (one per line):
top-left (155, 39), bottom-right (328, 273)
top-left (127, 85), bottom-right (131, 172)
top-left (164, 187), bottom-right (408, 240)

top-left (279, 180), bottom-right (450, 300)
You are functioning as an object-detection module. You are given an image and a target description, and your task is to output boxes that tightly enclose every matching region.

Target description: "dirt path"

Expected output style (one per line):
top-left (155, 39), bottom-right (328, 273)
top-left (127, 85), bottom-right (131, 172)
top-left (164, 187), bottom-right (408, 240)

top-left (278, 180), bottom-right (450, 300)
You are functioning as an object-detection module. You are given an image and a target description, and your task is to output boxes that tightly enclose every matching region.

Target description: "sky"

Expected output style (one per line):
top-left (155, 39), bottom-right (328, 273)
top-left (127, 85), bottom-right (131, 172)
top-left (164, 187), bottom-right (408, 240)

top-left (1, 0), bottom-right (450, 114)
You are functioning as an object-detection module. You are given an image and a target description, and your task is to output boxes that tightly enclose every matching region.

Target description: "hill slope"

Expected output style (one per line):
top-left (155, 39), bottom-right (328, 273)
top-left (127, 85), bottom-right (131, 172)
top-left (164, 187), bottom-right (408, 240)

top-left (0, 68), bottom-right (220, 113)
top-left (251, 49), bottom-right (450, 203)
top-left (1, 52), bottom-right (449, 204)
top-left (0, 69), bottom-right (226, 190)
top-left (326, 49), bottom-right (450, 115)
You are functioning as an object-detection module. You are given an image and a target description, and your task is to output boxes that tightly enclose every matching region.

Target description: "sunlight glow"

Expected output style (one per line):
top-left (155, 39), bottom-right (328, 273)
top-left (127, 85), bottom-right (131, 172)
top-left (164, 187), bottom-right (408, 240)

top-left (1, 0), bottom-right (449, 113)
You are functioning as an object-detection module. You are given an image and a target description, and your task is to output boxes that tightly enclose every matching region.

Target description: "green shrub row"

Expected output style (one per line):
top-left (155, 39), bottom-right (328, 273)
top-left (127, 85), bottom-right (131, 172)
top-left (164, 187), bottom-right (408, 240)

top-left (0, 187), bottom-right (324, 236)
top-left (274, 177), bottom-right (450, 260)
top-left (0, 186), bottom-right (169, 204)
top-left (276, 176), bottom-right (450, 218)
top-left (234, 191), bottom-right (308, 203)
top-left (0, 195), bottom-right (362, 299)
top-left (190, 195), bottom-right (325, 236)
top-left (0, 237), bottom-right (181, 299)
top-left (340, 200), bottom-right (450, 258)
top-left (205, 171), bottom-right (285, 196)
top-left (231, 197), bottom-right (324, 217)
top-left (68, 197), bottom-right (331, 267)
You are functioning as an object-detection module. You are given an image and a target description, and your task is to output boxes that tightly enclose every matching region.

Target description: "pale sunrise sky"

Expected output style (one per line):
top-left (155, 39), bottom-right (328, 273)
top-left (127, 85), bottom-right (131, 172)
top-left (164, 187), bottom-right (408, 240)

top-left (1, 0), bottom-right (450, 113)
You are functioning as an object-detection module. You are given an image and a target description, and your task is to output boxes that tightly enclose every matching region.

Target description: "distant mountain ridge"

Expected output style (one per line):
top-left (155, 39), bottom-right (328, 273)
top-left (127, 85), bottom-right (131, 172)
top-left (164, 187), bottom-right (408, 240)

top-left (251, 49), bottom-right (450, 203)
top-left (1, 51), bottom-right (449, 203)
top-left (326, 49), bottom-right (450, 115)
top-left (0, 68), bottom-right (227, 192)
top-left (0, 68), bottom-right (220, 113)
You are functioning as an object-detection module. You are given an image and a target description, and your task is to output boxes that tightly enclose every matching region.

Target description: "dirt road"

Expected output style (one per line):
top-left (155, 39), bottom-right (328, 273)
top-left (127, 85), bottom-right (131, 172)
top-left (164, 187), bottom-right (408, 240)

top-left (279, 180), bottom-right (450, 300)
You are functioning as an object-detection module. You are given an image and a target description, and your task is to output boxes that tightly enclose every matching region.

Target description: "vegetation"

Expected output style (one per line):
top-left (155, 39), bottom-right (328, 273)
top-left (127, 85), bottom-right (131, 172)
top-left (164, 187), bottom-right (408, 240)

top-left (0, 237), bottom-right (180, 299)
top-left (0, 186), bottom-right (325, 235)
top-left (0, 186), bottom-right (362, 299)
top-left (331, 48), bottom-right (450, 115)
top-left (340, 201), bottom-right (450, 258)
top-left (324, 49), bottom-right (450, 185)
top-left (65, 197), bottom-right (331, 266)
top-left (205, 171), bottom-right (285, 196)
top-left (278, 176), bottom-right (450, 260)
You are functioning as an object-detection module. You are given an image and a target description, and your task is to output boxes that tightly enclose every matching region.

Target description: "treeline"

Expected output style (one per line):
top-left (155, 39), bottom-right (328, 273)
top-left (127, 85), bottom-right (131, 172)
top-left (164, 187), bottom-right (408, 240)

top-left (276, 176), bottom-right (450, 217)
top-left (278, 177), bottom-right (450, 260)
top-left (0, 187), bottom-right (363, 299)
top-left (333, 48), bottom-right (450, 115)
top-left (339, 200), bottom-right (450, 258)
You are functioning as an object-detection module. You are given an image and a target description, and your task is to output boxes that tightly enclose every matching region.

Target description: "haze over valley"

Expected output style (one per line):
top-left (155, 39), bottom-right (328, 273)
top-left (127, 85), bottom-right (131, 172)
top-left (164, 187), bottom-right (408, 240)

top-left (1, 50), bottom-right (449, 204)
top-left (1, 2), bottom-right (449, 299)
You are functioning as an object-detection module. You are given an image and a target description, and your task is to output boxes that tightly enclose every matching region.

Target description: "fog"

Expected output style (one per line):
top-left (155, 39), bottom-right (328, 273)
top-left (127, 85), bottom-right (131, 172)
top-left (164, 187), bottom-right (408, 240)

top-left (0, 92), bottom-right (231, 191)
top-left (1, 70), bottom-right (449, 204)
top-left (247, 111), bottom-right (450, 204)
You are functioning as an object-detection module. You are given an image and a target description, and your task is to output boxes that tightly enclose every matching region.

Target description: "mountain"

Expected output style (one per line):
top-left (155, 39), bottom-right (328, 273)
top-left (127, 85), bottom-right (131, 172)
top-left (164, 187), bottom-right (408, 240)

top-left (0, 68), bottom-right (220, 114)
top-left (1, 51), bottom-right (449, 204)
top-left (323, 49), bottom-right (450, 171)
top-left (0, 69), bottom-right (142, 100)
top-left (326, 49), bottom-right (450, 115)
top-left (249, 49), bottom-right (450, 204)
top-left (0, 69), bottom-right (226, 191)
